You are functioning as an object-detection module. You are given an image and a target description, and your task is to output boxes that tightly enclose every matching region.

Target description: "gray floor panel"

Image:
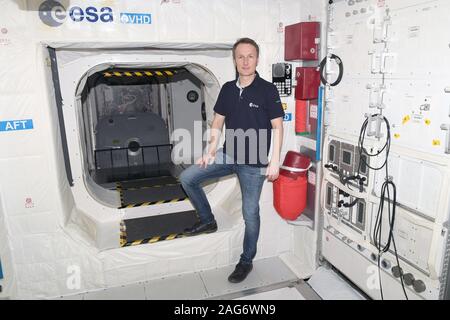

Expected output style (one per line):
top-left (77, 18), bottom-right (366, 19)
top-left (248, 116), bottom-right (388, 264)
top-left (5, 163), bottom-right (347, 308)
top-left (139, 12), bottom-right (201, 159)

top-left (145, 273), bottom-right (209, 300)
top-left (83, 283), bottom-right (146, 300)
top-left (253, 257), bottom-right (298, 286)
top-left (200, 265), bottom-right (266, 298)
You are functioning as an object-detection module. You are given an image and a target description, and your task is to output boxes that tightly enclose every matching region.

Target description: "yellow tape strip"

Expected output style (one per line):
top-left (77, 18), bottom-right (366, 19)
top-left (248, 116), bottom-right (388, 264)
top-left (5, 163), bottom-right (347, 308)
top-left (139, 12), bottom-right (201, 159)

top-left (166, 234), bottom-right (177, 241)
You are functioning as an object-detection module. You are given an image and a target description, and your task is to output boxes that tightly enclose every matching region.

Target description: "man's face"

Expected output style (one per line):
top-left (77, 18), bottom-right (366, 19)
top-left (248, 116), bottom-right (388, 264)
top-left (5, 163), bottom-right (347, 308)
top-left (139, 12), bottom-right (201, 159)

top-left (234, 43), bottom-right (259, 77)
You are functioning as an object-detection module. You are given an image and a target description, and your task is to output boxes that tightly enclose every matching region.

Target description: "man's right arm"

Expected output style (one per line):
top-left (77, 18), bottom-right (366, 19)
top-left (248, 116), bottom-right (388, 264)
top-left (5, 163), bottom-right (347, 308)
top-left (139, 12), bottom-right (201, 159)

top-left (197, 113), bottom-right (225, 168)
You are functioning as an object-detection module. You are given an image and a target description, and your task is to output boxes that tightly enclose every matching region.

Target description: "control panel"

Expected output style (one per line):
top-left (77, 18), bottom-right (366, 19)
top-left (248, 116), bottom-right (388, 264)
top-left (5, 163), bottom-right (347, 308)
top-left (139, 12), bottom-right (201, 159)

top-left (325, 139), bottom-right (369, 191)
top-left (324, 182), bottom-right (366, 234)
top-left (272, 63), bottom-right (292, 97)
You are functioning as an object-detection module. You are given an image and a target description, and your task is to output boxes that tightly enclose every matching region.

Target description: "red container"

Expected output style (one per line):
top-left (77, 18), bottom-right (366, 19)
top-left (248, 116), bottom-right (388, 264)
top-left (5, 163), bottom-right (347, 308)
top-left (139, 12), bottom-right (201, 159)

top-left (274, 174), bottom-right (308, 220)
top-left (295, 100), bottom-right (309, 135)
top-left (274, 151), bottom-right (311, 220)
top-left (295, 67), bottom-right (320, 100)
top-left (280, 151), bottom-right (311, 178)
top-left (285, 22), bottom-right (320, 61)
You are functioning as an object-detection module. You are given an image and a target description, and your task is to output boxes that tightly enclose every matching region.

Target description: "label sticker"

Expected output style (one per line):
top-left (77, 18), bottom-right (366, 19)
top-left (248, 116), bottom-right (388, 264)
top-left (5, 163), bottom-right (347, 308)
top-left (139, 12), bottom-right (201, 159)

top-left (282, 103), bottom-right (288, 110)
top-left (310, 104), bottom-right (318, 119)
top-left (0, 119), bottom-right (34, 132)
top-left (308, 171), bottom-right (316, 185)
top-left (284, 113), bottom-right (292, 122)
top-left (402, 115), bottom-right (410, 125)
top-left (432, 140), bottom-right (441, 146)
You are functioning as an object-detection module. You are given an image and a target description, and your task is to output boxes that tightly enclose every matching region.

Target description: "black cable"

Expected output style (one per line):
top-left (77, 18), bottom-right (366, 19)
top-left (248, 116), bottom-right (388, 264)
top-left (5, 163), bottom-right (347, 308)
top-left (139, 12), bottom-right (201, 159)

top-left (357, 114), bottom-right (408, 300)
top-left (319, 54), bottom-right (344, 86)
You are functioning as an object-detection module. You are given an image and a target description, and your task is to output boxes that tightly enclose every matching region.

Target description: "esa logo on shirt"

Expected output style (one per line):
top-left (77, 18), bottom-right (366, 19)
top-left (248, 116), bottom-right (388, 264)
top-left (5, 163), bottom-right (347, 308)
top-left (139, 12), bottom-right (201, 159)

top-left (249, 102), bottom-right (259, 109)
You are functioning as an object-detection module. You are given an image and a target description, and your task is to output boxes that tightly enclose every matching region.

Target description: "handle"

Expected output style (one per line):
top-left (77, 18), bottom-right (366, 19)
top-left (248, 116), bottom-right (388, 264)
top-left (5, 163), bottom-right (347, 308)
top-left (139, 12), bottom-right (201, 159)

top-left (280, 163), bottom-right (313, 173)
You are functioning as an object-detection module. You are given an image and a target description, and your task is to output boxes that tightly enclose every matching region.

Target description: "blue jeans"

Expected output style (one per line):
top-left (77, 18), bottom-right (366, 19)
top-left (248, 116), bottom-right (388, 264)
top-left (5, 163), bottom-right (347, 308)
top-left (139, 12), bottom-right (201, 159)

top-left (179, 149), bottom-right (266, 265)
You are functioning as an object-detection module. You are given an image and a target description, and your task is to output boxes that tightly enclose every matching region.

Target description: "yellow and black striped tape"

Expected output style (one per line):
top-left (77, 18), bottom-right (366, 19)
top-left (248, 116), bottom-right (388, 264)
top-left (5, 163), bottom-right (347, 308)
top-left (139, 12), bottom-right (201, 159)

top-left (119, 197), bottom-right (188, 209)
top-left (103, 70), bottom-right (175, 78)
top-left (122, 232), bottom-right (185, 247)
top-left (119, 220), bottom-right (127, 247)
top-left (116, 182), bottom-right (125, 208)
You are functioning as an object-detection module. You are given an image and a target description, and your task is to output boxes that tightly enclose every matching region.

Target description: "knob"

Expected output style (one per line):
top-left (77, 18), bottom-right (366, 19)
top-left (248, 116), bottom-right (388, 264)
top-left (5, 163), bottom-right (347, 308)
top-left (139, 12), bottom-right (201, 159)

top-left (346, 238), bottom-right (353, 244)
top-left (403, 273), bottom-right (415, 286)
top-left (357, 244), bottom-right (364, 251)
top-left (413, 279), bottom-right (426, 293)
top-left (391, 266), bottom-right (403, 278)
top-left (370, 253), bottom-right (377, 261)
top-left (381, 259), bottom-right (391, 269)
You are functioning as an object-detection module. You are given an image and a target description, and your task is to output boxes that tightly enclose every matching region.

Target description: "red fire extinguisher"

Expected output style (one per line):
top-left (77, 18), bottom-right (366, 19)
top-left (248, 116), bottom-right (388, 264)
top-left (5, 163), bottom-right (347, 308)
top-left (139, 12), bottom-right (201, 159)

top-left (273, 151), bottom-right (312, 221)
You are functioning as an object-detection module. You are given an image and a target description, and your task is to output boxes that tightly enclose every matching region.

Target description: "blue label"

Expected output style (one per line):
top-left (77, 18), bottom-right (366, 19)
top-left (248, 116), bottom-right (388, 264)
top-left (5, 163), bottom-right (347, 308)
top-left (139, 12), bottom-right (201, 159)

top-left (283, 113), bottom-right (292, 122)
top-left (120, 13), bottom-right (151, 24)
top-left (0, 119), bottom-right (34, 132)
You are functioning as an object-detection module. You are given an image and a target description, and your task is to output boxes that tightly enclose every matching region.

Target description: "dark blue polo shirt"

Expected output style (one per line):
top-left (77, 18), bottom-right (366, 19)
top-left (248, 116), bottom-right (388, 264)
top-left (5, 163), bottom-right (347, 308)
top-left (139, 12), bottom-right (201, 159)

top-left (213, 73), bottom-right (284, 167)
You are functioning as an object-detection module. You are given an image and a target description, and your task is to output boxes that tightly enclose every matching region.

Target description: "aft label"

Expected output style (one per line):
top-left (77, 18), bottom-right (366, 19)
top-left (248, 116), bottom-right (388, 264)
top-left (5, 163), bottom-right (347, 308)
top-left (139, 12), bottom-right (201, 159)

top-left (0, 119), bottom-right (34, 132)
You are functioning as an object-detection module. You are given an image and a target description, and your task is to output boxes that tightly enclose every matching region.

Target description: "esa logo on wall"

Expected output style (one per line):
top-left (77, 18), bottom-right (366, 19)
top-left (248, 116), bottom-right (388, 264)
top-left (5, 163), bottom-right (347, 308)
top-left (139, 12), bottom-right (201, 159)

top-left (38, 0), bottom-right (113, 27)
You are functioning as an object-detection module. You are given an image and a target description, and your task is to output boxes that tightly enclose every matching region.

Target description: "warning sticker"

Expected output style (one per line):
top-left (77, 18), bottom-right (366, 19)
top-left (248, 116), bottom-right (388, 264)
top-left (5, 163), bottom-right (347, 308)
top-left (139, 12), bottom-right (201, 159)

top-left (310, 104), bottom-right (318, 119)
top-left (308, 171), bottom-right (316, 185)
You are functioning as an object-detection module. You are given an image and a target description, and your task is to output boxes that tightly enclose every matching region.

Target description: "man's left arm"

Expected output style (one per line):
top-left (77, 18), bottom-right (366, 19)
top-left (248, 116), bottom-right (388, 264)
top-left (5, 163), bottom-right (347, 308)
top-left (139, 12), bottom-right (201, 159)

top-left (266, 117), bottom-right (283, 181)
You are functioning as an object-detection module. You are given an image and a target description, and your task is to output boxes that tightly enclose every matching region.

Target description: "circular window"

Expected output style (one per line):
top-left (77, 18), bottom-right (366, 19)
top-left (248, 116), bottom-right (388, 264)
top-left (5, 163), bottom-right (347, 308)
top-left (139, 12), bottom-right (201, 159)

top-left (187, 90), bottom-right (199, 103)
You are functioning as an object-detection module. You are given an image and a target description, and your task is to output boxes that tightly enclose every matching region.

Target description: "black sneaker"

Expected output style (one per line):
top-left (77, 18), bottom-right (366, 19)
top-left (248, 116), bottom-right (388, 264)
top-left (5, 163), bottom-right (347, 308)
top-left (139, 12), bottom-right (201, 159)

top-left (183, 220), bottom-right (217, 236)
top-left (228, 262), bottom-right (253, 283)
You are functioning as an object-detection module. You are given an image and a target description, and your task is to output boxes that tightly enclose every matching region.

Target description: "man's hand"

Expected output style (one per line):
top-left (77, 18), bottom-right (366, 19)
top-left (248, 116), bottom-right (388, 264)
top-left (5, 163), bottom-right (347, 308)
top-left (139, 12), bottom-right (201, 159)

top-left (265, 161), bottom-right (280, 182)
top-left (196, 152), bottom-right (216, 168)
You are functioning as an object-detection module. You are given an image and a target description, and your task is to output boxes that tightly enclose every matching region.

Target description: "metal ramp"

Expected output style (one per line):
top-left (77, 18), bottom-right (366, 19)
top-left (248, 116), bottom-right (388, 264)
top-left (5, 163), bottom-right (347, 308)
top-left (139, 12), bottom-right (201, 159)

top-left (117, 174), bottom-right (200, 247)
top-left (120, 210), bottom-right (199, 247)
top-left (116, 175), bottom-right (188, 209)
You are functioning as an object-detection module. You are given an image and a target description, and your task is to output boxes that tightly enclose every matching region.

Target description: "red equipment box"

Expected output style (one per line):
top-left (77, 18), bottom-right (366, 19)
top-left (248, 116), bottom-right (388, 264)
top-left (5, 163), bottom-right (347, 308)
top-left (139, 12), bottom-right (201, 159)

top-left (285, 22), bottom-right (320, 61)
top-left (295, 67), bottom-right (320, 100)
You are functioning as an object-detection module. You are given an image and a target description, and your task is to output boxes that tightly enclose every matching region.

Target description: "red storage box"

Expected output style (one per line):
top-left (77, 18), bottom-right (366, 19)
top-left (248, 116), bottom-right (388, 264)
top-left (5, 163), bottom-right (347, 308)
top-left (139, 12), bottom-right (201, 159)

top-left (295, 67), bottom-right (320, 100)
top-left (285, 22), bottom-right (320, 61)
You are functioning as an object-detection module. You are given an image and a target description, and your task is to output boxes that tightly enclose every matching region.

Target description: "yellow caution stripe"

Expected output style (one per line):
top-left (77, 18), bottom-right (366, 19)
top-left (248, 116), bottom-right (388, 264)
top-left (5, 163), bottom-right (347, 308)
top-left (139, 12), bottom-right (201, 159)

top-left (119, 220), bottom-right (128, 247)
top-left (119, 197), bottom-right (188, 209)
top-left (116, 182), bottom-right (125, 208)
top-left (121, 233), bottom-right (183, 247)
top-left (102, 70), bottom-right (176, 78)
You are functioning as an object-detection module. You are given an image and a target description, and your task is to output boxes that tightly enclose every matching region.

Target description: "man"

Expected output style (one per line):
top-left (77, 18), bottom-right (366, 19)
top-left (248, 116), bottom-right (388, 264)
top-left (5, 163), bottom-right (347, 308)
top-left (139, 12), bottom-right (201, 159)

top-left (180, 38), bottom-right (284, 283)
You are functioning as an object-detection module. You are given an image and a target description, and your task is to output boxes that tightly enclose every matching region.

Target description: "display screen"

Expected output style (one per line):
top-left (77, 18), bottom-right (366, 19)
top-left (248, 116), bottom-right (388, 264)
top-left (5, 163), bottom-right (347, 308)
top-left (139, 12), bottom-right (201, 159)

top-left (329, 145), bottom-right (335, 162)
top-left (342, 150), bottom-right (352, 165)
